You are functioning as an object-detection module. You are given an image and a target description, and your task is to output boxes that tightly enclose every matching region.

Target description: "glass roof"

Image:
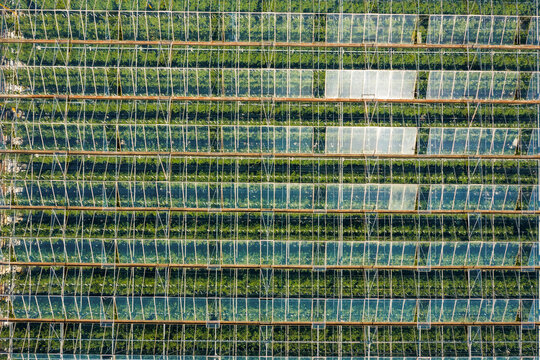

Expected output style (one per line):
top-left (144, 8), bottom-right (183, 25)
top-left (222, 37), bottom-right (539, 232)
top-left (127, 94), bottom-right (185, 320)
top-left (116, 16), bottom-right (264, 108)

top-left (10, 295), bottom-right (528, 324)
top-left (5, 123), bottom-right (535, 155)
top-left (326, 14), bottom-right (417, 44)
top-left (427, 71), bottom-right (518, 100)
top-left (3, 124), bottom-right (316, 153)
top-left (325, 127), bottom-right (417, 155)
top-left (12, 12), bottom-right (417, 44)
top-left (527, 186), bottom-right (540, 211)
top-left (427, 185), bottom-right (519, 211)
top-left (3, 3), bottom-right (540, 358)
top-left (221, 69), bottom-right (314, 98)
top-left (6, 238), bottom-right (527, 267)
top-left (526, 129), bottom-right (540, 155)
top-left (6, 182), bottom-right (539, 211)
top-left (427, 15), bottom-right (519, 45)
top-left (427, 127), bottom-right (518, 155)
top-left (527, 72), bottom-right (540, 100)
top-left (426, 71), bottom-right (518, 100)
top-left (1, 67), bottom-right (314, 98)
top-left (325, 70), bottom-right (417, 99)
top-left (326, 184), bottom-right (418, 210)
top-left (224, 13), bottom-right (319, 43)
top-left (527, 17), bottom-right (540, 45)
top-left (5, 9), bottom-right (540, 47)
top-left (3, 66), bottom-right (533, 102)
top-left (4, 181), bottom-right (419, 211)
top-left (10, 356), bottom-right (540, 360)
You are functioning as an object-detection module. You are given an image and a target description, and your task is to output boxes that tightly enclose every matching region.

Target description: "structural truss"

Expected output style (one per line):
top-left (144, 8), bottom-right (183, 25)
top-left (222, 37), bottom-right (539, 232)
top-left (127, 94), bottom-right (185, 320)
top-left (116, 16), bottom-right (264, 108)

top-left (1, 0), bottom-right (540, 358)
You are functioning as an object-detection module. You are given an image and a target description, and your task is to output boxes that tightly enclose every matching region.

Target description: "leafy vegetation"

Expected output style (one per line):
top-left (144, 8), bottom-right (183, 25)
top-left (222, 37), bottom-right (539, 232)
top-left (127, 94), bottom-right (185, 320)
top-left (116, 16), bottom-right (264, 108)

top-left (2, 0), bottom-right (539, 357)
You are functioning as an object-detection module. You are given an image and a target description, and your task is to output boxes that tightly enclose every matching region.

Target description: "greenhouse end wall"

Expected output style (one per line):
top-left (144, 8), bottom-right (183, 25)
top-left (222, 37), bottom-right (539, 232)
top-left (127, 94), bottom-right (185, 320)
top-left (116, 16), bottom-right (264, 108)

top-left (1, 0), bottom-right (540, 358)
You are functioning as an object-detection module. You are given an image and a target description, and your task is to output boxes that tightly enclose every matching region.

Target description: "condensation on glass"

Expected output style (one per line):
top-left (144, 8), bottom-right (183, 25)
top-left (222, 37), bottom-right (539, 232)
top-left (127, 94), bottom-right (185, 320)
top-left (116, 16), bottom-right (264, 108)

top-left (325, 70), bottom-right (417, 99)
top-left (325, 127), bottom-right (417, 154)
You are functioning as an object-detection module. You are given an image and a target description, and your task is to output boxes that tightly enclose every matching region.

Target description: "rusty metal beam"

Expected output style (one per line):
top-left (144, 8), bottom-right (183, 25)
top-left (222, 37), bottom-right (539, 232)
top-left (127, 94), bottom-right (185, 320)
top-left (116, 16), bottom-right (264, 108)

top-left (0, 94), bottom-right (539, 104)
top-left (3, 38), bottom-right (540, 51)
top-left (1, 149), bottom-right (538, 160)
top-left (0, 205), bottom-right (538, 214)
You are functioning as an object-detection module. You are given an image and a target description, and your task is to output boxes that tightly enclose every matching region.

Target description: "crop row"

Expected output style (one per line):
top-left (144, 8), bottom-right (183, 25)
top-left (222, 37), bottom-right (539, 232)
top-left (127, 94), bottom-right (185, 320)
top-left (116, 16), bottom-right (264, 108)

top-left (5, 45), bottom-right (540, 72)
top-left (2, 12), bottom-right (535, 44)
top-left (5, 155), bottom-right (539, 185)
top-left (1, 181), bottom-right (534, 211)
top-left (5, 236), bottom-right (536, 266)
top-left (2, 100), bottom-right (538, 127)
top-left (1, 323), bottom-right (537, 356)
top-left (4, 267), bottom-right (538, 298)
top-left (2, 67), bottom-right (536, 100)
top-left (2, 67), bottom-right (319, 97)
top-left (0, 123), bottom-right (530, 155)
top-left (2, 211), bottom-right (538, 242)
top-left (2, 296), bottom-right (532, 329)
top-left (5, 0), bottom-right (539, 15)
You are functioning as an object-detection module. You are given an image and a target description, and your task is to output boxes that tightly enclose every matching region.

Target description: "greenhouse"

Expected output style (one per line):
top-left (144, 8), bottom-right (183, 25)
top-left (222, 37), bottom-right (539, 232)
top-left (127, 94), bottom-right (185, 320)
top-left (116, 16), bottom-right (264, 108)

top-left (1, 0), bottom-right (540, 358)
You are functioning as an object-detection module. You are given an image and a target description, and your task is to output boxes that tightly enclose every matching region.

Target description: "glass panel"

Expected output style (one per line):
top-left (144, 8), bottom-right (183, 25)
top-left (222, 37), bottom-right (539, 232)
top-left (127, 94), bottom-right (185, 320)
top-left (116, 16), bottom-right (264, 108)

top-left (427, 15), bottom-right (519, 45)
top-left (326, 70), bottom-right (417, 99)
top-left (325, 127), bottom-right (417, 155)
top-left (427, 71), bottom-right (518, 100)
top-left (427, 128), bottom-right (518, 155)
